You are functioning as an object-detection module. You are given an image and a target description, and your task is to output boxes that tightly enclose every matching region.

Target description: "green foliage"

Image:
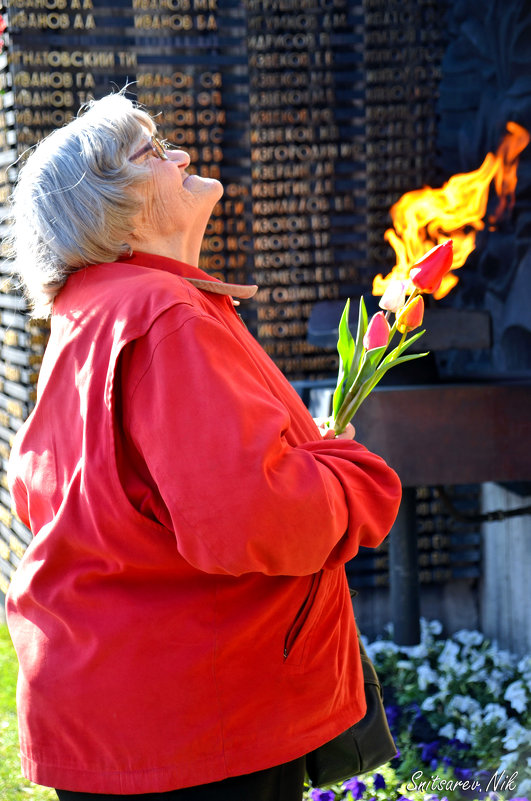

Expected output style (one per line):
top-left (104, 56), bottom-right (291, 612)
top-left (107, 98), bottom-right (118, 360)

top-left (0, 625), bottom-right (56, 801)
top-left (333, 297), bottom-right (364, 419)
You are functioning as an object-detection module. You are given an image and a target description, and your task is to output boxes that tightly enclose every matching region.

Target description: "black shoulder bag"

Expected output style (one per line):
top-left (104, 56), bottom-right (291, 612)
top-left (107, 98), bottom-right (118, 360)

top-left (305, 596), bottom-right (397, 787)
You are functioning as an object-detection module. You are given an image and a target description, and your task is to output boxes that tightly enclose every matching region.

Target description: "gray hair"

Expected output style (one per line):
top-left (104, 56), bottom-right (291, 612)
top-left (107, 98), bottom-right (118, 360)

top-left (7, 91), bottom-right (156, 317)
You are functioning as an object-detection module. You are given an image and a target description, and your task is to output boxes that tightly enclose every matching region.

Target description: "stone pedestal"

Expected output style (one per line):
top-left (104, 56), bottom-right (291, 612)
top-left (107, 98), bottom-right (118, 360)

top-left (480, 482), bottom-right (531, 657)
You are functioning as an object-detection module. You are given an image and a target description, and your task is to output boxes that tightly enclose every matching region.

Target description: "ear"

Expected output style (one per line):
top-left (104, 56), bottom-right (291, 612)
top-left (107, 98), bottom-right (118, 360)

top-left (120, 244), bottom-right (133, 258)
top-left (127, 200), bottom-right (151, 244)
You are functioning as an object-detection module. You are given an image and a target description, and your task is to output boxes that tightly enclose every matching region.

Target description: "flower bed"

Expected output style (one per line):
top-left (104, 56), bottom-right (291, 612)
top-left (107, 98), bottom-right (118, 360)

top-left (304, 620), bottom-right (531, 801)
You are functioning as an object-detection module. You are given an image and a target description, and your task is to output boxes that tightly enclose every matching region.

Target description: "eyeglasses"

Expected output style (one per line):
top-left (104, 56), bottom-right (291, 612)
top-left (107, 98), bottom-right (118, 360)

top-left (129, 135), bottom-right (169, 163)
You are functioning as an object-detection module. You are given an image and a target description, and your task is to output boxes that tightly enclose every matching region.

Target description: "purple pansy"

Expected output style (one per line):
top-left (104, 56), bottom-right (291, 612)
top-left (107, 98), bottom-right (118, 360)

top-left (385, 704), bottom-right (401, 728)
top-left (373, 773), bottom-right (386, 790)
top-left (420, 740), bottom-right (440, 768)
top-left (342, 777), bottom-right (366, 799)
top-left (310, 789), bottom-right (335, 801)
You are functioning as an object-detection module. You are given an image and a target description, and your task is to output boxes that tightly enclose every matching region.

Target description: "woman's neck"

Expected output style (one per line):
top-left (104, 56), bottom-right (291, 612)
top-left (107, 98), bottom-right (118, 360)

top-left (128, 231), bottom-right (202, 268)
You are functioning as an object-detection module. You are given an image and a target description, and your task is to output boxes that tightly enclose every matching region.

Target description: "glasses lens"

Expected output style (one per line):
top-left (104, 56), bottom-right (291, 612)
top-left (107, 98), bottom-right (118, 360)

top-left (152, 137), bottom-right (168, 160)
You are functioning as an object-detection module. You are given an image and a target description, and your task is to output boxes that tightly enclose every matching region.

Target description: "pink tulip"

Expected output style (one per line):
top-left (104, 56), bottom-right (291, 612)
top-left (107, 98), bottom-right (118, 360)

top-left (396, 295), bottom-right (424, 334)
top-left (378, 279), bottom-right (408, 313)
top-left (409, 240), bottom-right (454, 294)
top-left (363, 311), bottom-right (391, 350)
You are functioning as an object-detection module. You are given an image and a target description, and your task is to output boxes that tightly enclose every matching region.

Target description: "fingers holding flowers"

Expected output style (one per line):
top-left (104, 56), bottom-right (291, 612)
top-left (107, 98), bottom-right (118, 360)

top-left (315, 418), bottom-right (356, 441)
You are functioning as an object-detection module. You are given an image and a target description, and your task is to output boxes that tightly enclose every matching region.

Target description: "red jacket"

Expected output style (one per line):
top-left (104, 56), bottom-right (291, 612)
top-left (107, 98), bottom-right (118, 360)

top-left (6, 253), bottom-right (401, 794)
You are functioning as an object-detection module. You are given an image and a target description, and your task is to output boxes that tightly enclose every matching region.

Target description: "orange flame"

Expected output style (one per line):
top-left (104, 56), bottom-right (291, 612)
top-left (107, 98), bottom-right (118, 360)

top-left (372, 121), bottom-right (530, 299)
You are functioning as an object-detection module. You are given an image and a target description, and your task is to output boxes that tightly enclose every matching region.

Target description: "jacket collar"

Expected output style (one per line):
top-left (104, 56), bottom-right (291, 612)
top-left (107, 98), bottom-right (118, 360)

top-left (124, 251), bottom-right (258, 300)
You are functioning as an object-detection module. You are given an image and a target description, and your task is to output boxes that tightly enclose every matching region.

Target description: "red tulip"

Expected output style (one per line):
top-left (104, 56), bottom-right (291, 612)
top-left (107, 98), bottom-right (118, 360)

top-left (396, 295), bottom-right (424, 333)
top-left (363, 311), bottom-right (391, 350)
top-left (409, 240), bottom-right (454, 294)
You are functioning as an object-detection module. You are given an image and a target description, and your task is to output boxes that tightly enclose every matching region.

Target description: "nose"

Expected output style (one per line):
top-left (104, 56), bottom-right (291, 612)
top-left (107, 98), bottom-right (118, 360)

top-left (168, 149), bottom-right (190, 169)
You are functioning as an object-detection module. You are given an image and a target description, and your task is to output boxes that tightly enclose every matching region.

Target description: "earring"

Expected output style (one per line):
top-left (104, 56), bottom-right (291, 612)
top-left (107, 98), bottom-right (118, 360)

top-left (122, 244), bottom-right (133, 258)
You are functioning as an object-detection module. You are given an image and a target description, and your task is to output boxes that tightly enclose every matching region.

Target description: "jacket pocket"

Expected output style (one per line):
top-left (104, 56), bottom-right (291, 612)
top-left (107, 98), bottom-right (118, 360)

top-left (284, 571), bottom-right (323, 662)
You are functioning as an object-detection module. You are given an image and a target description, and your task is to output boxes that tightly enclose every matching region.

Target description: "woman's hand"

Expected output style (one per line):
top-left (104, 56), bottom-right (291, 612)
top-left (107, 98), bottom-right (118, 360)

top-left (314, 418), bottom-right (356, 440)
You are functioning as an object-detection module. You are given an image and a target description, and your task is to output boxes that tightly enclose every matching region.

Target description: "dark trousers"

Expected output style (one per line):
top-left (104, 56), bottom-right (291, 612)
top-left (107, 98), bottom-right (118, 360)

top-left (55, 756), bottom-right (306, 801)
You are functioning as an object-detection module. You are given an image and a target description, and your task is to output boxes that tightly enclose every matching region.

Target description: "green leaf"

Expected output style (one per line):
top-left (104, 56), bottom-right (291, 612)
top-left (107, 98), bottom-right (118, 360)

top-left (336, 342), bottom-right (388, 416)
top-left (333, 299), bottom-right (355, 417)
top-left (333, 297), bottom-right (372, 417)
top-left (371, 348), bottom-right (429, 385)
top-left (361, 341), bottom-right (388, 373)
top-left (351, 296), bottom-right (369, 381)
top-left (334, 345), bottom-right (430, 431)
top-left (388, 350), bottom-right (429, 367)
top-left (356, 350), bottom-right (429, 407)
top-left (382, 329), bottom-right (425, 364)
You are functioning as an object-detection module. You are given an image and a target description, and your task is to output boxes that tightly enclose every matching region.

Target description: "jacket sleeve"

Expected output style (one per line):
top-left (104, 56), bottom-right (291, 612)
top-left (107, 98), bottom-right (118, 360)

top-left (7, 433), bottom-right (31, 529)
top-left (120, 310), bottom-right (402, 577)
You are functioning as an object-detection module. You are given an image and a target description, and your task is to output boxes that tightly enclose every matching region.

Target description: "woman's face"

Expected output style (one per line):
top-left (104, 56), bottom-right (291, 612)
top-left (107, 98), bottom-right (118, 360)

top-left (130, 132), bottom-right (223, 244)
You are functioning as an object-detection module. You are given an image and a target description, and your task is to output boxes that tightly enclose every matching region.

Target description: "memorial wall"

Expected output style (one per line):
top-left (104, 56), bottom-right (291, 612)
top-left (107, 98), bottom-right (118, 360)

top-left (1, 0), bottom-right (447, 379)
top-left (1, 0), bottom-right (481, 595)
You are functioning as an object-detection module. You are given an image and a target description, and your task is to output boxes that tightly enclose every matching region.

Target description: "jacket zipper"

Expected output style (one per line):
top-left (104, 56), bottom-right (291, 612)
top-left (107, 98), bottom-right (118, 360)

top-left (283, 572), bottom-right (321, 660)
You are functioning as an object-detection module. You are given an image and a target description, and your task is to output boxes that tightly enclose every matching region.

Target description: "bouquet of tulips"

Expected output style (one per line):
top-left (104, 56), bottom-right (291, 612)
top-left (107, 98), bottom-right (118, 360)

top-left (331, 240), bottom-right (454, 434)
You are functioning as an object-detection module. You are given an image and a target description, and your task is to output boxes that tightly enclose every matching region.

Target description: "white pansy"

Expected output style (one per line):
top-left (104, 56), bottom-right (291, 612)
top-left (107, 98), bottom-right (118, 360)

top-left (454, 726), bottom-right (471, 744)
top-left (485, 669), bottom-right (504, 695)
top-left (498, 752), bottom-right (519, 773)
top-left (502, 719), bottom-right (530, 750)
top-left (428, 620), bottom-right (443, 636)
top-left (419, 618), bottom-right (432, 641)
top-left (516, 777), bottom-right (531, 797)
top-left (421, 694), bottom-right (441, 712)
top-left (492, 647), bottom-right (517, 675)
top-left (471, 667), bottom-right (488, 683)
top-left (450, 659), bottom-right (469, 677)
top-left (438, 722), bottom-right (455, 739)
top-left (468, 710), bottom-right (483, 729)
top-left (365, 640), bottom-right (399, 660)
top-left (504, 679), bottom-right (528, 713)
top-left (438, 639), bottom-right (460, 669)
top-left (419, 618), bottom-right (442, 647)
top-left (482, 703), bottom-right (508, 727)
top-left (454, 629), bottom-right (484, 647)
top-left (397, 659), bottom-right (413, 670)
top-left (469, 653), bottom-right (486, 672)
top-left (522, 668), bottom-right (531, 685)
top-left (448, 695), bottom-right (481, 715)
top-left (402, 643), bottom-right (429, 659)
top-left (517, 654), bottom-right (531, 677)
top-left (417, 664), bottom-right (439, 691)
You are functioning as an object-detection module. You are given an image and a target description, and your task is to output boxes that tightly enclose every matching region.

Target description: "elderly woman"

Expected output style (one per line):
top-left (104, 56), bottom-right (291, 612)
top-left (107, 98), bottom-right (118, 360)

top-left (5, 91), bottom-right (401, 801)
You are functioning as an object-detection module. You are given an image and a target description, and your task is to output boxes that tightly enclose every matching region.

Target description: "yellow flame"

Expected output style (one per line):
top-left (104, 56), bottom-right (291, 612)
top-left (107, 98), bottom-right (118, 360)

top-left (372, 122), bottom-right (530, 299)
